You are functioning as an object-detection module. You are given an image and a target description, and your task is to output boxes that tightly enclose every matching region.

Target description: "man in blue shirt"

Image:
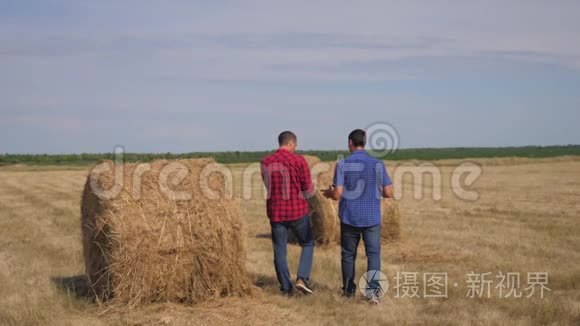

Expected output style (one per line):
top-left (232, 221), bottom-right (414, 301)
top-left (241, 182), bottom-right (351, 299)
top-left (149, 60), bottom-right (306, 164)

top-left (324, 129), bottom-right (394, 303)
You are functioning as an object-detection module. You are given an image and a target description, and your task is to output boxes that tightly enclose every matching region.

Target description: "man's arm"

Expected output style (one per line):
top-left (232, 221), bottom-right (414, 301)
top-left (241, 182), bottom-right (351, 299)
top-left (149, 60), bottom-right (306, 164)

top-left (380, 162), bottom-right (393, 198)
top-left (260, 161), bottom-right (269, 189)
top-left (323, 161), bottom-right (344, 201)
top-left (299, 157), bottom-right (315, 198)
top-left (260, 162), bottom-right (265, 182)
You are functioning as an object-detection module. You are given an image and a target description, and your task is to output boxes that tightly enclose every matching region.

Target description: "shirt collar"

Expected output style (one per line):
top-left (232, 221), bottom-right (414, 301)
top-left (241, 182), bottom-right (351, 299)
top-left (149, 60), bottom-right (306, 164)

top-left (276, 148), bottom-right (291, 153)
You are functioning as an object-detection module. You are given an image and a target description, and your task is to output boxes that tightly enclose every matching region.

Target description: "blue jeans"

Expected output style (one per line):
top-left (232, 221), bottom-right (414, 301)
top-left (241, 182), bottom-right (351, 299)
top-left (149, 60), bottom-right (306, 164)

top-left (341, 223), bottom-right (381, 295)
top-left (270, 214), bottom-right (314, 292)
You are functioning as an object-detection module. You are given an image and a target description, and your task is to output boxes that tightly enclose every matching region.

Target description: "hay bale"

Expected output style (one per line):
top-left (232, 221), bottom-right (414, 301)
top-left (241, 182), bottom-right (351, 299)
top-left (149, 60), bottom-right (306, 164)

top-left (301, 155), bottom-right (336, 191)
top-left (286, 193), bottom-right (339, 246)
top-left (311, 164), bottom-right (339, 245)
top-left (321, 195), bottom-right (400, 245)
top-left (316, 162), bottom-right (336, 190)
top-left (81, 159), bottom-right (252, 306)
top-left (307, 191), bottom-right (340, 245)
top-left (302, 155), bottom-right (321, 167)
top-left (381, 199), bottom-right (401, 243)
top-left (284, 156), bottom-right (339, 246)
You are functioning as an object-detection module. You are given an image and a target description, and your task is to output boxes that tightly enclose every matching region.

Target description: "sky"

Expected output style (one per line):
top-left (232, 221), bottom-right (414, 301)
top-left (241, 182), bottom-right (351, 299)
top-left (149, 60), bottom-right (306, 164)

top-left (1, 0), bottom-right (579, 154)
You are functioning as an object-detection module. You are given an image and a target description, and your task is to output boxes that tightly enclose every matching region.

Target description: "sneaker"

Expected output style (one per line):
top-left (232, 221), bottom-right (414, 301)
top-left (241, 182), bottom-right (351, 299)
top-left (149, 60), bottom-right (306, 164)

top-left (295, 279), bottom-right (314, 295)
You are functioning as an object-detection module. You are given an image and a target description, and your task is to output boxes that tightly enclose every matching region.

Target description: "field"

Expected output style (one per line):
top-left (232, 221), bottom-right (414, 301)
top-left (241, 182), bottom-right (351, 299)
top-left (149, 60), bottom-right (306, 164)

top-left (0, 157), bottom-right (579, 325)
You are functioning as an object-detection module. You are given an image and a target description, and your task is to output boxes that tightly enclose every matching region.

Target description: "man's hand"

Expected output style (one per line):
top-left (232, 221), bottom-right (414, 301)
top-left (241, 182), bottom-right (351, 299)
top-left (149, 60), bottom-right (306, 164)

top-left (382, 185), bottom-right (394, 199)
top-left (323, 185), bottom-right (343, 201)
top-left (322, 186), bottom-right (334, 199)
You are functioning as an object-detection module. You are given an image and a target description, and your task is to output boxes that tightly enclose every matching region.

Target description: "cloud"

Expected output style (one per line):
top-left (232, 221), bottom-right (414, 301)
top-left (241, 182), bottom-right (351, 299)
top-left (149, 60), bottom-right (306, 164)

top-left (1, 1), bottom-right (580, 153)
top-left (201, 33), bottom-right (448, 51)
top-left (1, 30), bottom-right (578, 83)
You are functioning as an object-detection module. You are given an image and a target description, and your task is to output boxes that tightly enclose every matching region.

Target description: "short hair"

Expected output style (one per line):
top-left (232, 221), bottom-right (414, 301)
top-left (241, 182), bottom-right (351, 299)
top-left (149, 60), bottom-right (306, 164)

top-left (278, 131), bottom-right (297, 146)
top-left (348, 129), bottom-right (366, 147)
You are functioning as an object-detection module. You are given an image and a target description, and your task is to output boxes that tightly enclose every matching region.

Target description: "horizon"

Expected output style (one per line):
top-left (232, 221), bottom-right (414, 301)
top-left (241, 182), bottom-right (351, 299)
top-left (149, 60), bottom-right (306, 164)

top-left (2, 144), bottom-right (580, 156)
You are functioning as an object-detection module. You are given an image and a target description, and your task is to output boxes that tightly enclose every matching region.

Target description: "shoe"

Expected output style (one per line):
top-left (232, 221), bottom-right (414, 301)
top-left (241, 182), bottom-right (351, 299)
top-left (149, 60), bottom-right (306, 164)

top-left (342, 283), bottom-right (357, 298)
top-left (281, 288), bottom-right (294, 297)
top-left (295, 279), bottom-right (314, 295)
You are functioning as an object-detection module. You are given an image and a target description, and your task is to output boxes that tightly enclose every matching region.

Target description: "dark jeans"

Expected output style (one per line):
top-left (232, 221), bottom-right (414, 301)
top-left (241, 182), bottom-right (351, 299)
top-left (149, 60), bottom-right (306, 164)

top-left (341, 223), bottom-right (381, 295)
top-left (270, 214), bottom-right (314, 292)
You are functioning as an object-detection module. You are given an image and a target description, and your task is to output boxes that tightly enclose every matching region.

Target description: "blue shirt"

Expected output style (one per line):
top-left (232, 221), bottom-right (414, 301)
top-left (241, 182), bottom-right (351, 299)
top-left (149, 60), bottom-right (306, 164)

top-left (333, 150), bottom-right (392, 227)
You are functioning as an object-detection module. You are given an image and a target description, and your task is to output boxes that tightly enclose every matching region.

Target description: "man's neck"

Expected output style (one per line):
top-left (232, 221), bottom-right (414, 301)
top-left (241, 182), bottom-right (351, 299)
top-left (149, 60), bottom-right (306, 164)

top-left (278, 146), bottom-right (293, 152)
top-left (351, 147), bottom-right (365, 153)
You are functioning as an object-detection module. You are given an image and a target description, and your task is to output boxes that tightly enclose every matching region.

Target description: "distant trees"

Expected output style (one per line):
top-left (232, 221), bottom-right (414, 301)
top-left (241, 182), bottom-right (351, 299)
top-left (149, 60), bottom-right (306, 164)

top-left (1, 145), bottom-right (579, 166)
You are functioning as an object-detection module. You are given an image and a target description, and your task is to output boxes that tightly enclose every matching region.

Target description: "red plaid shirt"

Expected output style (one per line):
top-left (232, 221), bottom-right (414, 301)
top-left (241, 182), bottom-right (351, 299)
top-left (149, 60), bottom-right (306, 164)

top-left (261, 149), bottom-right (313, 222)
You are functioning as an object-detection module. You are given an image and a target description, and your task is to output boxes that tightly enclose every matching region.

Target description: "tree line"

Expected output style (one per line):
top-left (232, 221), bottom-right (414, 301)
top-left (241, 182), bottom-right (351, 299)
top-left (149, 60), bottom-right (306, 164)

top-left (1, 145), bottom-right (579, 166)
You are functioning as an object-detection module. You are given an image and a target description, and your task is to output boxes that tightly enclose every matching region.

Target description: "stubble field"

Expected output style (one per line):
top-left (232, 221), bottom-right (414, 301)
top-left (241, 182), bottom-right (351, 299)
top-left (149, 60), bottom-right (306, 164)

top-left (0, 157), bottom-right (579, 325)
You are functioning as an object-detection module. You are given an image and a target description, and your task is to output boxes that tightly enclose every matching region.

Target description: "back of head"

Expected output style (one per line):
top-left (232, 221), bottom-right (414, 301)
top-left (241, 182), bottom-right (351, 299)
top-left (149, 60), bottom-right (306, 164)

top-left (348, 129), bottom-right (366, 147)
top-left (278, 131), bottom-right (297, 146)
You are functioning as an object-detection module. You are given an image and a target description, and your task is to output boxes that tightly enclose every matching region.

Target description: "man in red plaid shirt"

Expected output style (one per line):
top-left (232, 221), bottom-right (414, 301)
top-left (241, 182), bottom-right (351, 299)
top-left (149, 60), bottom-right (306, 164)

top-left (261, 131), bottom-right (315, 295)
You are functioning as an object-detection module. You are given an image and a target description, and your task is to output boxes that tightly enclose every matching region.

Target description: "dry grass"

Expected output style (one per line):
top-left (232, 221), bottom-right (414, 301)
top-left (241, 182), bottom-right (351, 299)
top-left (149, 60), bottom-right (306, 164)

top-left (381, 199), bottom-right (401, 243)
top-left (81, 159), bottom-right (252, 306)
top-left (0, 158), bottom-right (579, 325)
